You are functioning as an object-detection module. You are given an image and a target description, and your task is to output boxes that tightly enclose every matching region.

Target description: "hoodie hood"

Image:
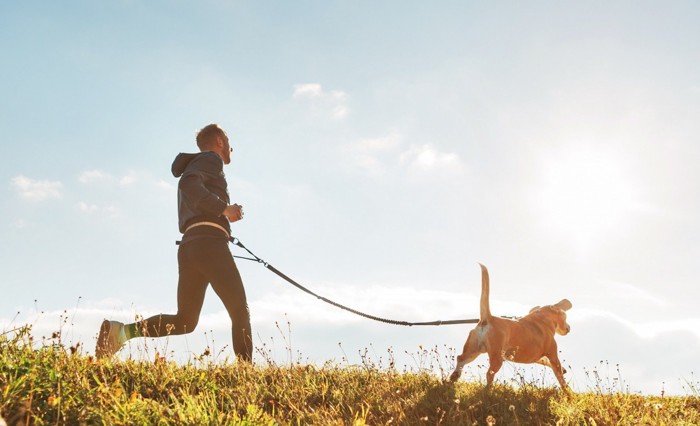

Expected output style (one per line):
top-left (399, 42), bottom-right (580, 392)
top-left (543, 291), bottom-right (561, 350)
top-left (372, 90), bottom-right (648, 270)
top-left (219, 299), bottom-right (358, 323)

top-left (171, 152), bottom-right (201, 177)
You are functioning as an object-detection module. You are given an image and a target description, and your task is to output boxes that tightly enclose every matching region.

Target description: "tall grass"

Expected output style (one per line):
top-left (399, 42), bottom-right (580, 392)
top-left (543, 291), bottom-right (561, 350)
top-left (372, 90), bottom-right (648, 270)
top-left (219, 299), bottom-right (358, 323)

top-left (1, 326), bottom-right (699, 425)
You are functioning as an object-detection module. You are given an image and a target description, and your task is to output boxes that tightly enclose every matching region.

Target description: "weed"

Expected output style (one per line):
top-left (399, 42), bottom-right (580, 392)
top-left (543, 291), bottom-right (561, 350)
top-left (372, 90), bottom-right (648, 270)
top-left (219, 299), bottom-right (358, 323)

top-left (1, 328), bottom-right (699, 425)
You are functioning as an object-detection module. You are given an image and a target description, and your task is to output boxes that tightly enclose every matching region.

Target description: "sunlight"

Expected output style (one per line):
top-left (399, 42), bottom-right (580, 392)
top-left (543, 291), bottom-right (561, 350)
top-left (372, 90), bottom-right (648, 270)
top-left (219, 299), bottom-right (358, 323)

top-left (533, 147), bottom-right (641, 252)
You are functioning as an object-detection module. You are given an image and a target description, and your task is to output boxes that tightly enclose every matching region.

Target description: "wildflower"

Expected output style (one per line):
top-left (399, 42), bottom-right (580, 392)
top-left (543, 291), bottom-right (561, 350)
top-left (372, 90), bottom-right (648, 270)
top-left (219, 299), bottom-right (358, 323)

top-left (48, 396), bottom-right (60, 407)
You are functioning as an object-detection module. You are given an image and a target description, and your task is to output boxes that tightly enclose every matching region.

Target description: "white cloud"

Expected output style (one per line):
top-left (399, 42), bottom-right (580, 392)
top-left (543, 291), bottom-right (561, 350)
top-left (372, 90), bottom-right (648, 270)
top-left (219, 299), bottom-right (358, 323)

top-left (78, 169), bottom-right (173, 191)
top-left (74, 169), bottom-right (171, 219)
top-left (399, 144), bottom-right (462, 172)
top-left (332, 104), bottom-right (349, 119)
top-left (605, 281), bottom-right (669, 308)
top-left (119, 171), bottom-right (139, 186)
top-left (344, 132), bottom-right (464, 177)
top-left (11, 175), bottom-right (63, 201)
top-left (561, 311), bottom-right (700, 395)
top-left (102, 205), bottom-right (119, 217)
top-left (78, 169), bottom-right (111, 184)
top-left (344, 131), bottom-right (402, 175)
top-left (293, 83), bottom-right (323, 98)
top-left (78, 202), bottom-right (120, 218)
top-left (154, 179), bottom-right (175, 191)
top-left (11, 218), bottom-right (29, 229)
top-left (571, 308), bottom-right (700, 340)
top-left (77, 169), bottom-right (142, 186)
top-left (293, 83), bottom-right (350, 119)
top-left (357, 131), bottom-right (402, 152)
top-left (78, 202), bottom-right (100, 214)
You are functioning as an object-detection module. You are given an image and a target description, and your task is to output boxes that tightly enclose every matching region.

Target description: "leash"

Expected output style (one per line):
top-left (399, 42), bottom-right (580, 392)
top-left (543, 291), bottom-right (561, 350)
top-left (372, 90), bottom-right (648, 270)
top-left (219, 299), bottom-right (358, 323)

top-left (229, 237), bottom-right (482, 326)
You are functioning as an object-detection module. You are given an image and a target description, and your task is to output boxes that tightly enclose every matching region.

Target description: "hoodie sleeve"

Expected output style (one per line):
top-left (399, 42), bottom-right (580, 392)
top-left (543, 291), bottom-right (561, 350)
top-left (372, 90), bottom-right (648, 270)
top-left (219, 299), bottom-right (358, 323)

top-left (178, 153), bottom-right (228, 215)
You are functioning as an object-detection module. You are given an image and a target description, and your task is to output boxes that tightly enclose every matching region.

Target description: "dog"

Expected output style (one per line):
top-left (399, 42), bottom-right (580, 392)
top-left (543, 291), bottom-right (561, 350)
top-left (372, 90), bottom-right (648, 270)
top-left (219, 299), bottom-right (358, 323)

top-left (449, 264), bottom-right (572, 390)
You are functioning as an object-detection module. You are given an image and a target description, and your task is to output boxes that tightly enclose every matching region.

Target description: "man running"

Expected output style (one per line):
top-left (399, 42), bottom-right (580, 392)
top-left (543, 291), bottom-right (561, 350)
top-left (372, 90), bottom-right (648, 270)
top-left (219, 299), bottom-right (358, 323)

top-left (95, 123), bottom-right (253, 362)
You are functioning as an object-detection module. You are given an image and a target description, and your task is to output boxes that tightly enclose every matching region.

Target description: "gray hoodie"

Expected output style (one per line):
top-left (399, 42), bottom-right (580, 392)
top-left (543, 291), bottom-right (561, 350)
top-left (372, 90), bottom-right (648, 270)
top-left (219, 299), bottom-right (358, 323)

top-left (171, 151), bottom-right (231, 235)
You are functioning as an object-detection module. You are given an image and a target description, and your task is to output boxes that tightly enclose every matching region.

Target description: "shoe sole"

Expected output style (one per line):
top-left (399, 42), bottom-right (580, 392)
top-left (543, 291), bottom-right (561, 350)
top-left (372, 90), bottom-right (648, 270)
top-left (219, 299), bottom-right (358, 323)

top-left (95, 319), bottom-right (114, 359)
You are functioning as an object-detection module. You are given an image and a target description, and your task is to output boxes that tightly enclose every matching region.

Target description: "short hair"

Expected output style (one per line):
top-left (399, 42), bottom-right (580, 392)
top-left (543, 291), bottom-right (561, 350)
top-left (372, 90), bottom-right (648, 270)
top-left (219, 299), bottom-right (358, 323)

top-left (196, 124), bottom-right (226, 150)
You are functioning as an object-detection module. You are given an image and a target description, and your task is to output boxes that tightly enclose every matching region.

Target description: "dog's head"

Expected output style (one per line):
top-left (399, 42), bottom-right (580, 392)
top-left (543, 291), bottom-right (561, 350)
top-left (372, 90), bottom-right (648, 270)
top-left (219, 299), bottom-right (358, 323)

top-left (529, 299), bottom-right (572, 336)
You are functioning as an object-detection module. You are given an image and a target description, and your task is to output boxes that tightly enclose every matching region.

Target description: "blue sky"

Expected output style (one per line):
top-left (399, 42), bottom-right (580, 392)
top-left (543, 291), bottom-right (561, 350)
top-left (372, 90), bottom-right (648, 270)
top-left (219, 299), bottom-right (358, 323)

top-left (2, 1), bottom-right (700, 395)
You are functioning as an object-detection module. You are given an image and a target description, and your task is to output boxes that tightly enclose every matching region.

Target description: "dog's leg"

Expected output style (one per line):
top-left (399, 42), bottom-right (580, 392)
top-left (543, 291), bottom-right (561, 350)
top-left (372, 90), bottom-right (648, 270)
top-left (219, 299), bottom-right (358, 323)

top-left (536, 356), bottom-right (567, 374)
top-left (449, 329), bottom-right (482, 382)
top-left (485, 351), bottom-right (504, 386)
top-left (544, 352), bottom-right (569, 391)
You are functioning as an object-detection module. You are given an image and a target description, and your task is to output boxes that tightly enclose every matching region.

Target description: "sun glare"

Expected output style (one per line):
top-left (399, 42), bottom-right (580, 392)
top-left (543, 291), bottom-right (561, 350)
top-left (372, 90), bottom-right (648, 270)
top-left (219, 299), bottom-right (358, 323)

top-left (533, 148), bottom-right (641, 252)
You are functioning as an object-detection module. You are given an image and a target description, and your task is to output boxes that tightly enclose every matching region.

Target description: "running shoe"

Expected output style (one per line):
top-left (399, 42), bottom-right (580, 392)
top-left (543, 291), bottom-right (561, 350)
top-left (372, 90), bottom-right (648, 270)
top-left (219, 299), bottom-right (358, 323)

top-left (95, 320), bottom-right (126, 359)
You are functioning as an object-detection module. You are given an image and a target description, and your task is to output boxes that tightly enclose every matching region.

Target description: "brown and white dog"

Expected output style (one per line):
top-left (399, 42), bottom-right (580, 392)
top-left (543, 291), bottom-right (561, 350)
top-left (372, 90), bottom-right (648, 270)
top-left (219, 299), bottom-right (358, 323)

top-left (449, 264), bottom-right (572, 390)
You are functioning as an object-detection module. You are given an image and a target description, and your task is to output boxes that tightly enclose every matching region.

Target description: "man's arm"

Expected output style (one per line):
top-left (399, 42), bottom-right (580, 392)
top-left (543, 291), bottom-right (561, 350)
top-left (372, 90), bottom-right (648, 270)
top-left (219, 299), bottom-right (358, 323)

top-left (179, 154), bottom-right (228, 216)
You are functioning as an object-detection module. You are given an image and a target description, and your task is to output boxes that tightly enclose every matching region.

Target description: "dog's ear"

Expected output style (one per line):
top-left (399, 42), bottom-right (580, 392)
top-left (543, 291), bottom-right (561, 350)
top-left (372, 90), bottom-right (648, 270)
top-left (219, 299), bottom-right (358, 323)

top-left (529, 305), bottom-right (541, 314)
top-left (555, 299), bottom-right (572, 311)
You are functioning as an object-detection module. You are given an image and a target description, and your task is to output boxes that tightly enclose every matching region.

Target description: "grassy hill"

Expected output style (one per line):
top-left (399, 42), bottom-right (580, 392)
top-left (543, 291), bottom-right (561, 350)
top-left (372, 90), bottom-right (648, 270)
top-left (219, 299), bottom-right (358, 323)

top-left (1, 328), bottom-right (699, 425)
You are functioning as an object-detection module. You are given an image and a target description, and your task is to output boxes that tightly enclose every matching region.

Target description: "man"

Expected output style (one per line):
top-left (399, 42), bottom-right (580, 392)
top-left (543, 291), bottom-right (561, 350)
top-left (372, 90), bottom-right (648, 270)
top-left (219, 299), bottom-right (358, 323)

top-left (95, 123), bottom-right (253, 362)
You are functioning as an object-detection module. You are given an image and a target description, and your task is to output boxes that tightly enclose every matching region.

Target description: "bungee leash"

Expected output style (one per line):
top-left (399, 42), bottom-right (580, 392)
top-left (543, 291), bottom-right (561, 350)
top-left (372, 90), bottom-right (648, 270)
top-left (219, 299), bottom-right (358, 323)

top-left (229, 237), bottom-right (485, 326)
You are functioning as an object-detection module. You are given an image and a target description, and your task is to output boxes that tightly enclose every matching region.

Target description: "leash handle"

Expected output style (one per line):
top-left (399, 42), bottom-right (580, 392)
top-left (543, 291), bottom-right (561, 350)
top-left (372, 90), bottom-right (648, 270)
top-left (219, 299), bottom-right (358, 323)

top-left (231, 237), bottom-right (268, 266)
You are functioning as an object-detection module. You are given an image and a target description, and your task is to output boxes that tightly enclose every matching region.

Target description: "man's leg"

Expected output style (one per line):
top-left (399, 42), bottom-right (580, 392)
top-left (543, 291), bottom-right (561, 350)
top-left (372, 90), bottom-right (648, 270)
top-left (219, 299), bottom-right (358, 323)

top-left (205, 240), bottom-right (253, 362)
top-left (96, 242), bottom-right (208, 359)
top-left (126, 242), bottom-right (209, 338)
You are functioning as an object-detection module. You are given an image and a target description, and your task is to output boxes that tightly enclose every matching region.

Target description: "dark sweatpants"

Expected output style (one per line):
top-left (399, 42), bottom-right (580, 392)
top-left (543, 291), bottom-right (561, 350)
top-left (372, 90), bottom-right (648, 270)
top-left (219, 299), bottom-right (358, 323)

top-left (138, 236), bottom-right (252, 361)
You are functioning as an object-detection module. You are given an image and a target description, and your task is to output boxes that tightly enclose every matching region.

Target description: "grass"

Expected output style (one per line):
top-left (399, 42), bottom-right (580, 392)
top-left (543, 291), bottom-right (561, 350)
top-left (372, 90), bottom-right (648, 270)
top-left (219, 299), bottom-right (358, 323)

top-left (2, 327), bottom-right (700, 425)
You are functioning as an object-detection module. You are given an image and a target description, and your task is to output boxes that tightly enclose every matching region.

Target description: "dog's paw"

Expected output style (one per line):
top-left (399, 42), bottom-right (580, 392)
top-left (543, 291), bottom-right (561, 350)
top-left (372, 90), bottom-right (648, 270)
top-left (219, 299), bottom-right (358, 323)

top-left (449, 371), bottom-right (461, 382)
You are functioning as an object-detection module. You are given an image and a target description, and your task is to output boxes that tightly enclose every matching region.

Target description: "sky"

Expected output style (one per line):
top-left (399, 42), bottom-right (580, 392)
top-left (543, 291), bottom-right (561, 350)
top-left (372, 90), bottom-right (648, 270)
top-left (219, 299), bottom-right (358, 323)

top-left (2, 1), bottom-right (700, 396)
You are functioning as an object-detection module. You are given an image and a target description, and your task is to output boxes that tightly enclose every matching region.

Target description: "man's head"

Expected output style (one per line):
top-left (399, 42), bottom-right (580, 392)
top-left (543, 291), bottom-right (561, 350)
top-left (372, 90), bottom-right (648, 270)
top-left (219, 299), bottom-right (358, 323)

top-left (196, 123), bottom-right (232, 164)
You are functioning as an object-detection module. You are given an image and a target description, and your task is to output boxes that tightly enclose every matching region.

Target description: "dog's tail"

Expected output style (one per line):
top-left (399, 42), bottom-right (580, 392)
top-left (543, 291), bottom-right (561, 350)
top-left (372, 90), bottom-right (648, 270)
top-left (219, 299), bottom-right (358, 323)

top-left (478, 263), bottom-right (491, 320)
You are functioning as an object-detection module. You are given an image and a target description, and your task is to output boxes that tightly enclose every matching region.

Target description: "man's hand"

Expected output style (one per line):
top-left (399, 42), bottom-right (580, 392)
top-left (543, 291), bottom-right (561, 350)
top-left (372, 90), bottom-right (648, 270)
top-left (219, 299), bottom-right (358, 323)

top-left (222, 204), bottom-right (244, 223)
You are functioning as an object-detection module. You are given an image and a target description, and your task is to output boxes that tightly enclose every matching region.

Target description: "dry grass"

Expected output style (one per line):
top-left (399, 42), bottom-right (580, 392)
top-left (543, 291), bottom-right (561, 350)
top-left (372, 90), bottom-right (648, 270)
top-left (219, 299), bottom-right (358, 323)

top-left (1, 326), bottom-right (699, 425)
